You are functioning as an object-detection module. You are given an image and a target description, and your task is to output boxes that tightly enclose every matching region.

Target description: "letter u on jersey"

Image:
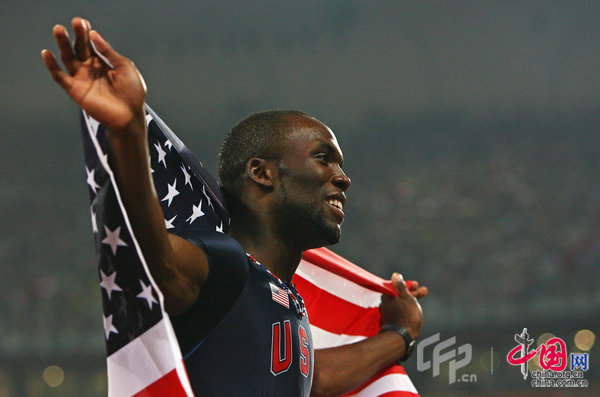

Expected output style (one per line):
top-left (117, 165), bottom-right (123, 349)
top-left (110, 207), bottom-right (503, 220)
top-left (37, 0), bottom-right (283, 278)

top-left (271, 321), bottom-right (293, 375)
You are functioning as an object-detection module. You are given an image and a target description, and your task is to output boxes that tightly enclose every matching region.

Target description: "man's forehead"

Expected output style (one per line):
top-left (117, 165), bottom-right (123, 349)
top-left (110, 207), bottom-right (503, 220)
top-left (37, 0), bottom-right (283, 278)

top-left (283, 115), bottom-right (342, 151)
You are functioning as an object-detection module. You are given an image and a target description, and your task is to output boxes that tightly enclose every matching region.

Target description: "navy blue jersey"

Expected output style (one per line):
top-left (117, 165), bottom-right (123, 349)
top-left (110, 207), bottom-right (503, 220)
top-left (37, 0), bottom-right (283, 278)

top-left (171, 229), bottom-right (314, 396)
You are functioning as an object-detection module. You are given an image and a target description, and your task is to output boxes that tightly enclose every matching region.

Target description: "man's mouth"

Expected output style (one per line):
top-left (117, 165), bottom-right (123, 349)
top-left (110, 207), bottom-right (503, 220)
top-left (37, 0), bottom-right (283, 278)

top-left (326, 198), bottom-right (345, 219)
top-left (326, 198), bottom-right (343, 211)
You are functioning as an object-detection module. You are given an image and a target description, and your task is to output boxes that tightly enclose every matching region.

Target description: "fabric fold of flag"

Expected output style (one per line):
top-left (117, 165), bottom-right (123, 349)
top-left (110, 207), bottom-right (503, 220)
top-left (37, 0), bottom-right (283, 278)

top-left (81, 106), bottom-right (200, 397)
top-left (295, 248), bottom-right (419, 397)
top-left (80, 103), bottom-right (418, 396)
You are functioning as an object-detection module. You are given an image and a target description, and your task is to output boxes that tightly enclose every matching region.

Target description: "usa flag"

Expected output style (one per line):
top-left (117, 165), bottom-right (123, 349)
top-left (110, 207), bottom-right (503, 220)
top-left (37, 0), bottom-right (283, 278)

top-left (81, 105), bottom-right (207, 396)
top-left (295, 249), bottom-right (419, 396)
top-left (81, 104), bottom-right (419, 396)
top-left (270, 283), bottom-right (290, 309)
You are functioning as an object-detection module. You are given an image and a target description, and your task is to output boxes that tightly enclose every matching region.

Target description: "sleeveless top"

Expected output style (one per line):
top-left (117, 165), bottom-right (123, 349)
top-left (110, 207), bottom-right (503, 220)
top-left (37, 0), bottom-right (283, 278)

top-left (171, 229), bottom-right (314, 396)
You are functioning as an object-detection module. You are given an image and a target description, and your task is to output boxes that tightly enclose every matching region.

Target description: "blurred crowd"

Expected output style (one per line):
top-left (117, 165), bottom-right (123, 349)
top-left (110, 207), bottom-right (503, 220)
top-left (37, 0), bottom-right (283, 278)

top-left (337, 111), bottom-right (600, 330)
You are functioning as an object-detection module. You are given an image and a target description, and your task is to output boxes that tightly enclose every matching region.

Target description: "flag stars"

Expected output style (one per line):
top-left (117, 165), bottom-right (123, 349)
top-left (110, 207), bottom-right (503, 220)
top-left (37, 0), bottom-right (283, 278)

top-left (102, 225), bottom-right (128, 255)
top-left (181, 166), bottom-right (192, 190)
top-left (154, 142), bottom-right (167, 168)
top-left (187, 200), bottom-right (205, 224)
top-left (161, 179), bottom-right (180, 207)
top-left (164, 140), bottom-right (173, 150)
top-left (100, 269), bottom-right (123, 298)
top-left (216, 221), bottom-right (224, 233)
top-left (86, 166), bottom-right (101, 194)
top-left (165, 215), bottom-right (177, 229)
top-left (137, 280), bottom-right (158, 309)
top-left (103, 314), bottom-right (119, 340)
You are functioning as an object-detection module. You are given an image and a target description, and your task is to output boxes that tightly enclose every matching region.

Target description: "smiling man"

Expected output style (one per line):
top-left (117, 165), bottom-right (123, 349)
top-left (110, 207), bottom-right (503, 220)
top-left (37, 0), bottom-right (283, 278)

top-left (42, 17), bottom-right (426, 396)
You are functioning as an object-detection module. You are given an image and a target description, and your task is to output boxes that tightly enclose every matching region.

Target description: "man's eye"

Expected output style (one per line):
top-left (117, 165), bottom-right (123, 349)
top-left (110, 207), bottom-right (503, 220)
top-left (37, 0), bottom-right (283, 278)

top-left (315, 154), bottom-right (327, 162)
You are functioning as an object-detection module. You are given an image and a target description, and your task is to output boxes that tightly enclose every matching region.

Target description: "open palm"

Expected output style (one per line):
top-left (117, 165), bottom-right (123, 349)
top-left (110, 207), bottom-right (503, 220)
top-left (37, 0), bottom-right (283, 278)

top-left (42, 18), bottom-right (147, 132)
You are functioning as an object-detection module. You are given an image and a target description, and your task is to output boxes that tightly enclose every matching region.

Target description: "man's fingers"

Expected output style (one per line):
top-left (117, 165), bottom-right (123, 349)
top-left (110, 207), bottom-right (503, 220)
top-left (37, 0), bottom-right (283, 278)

top-left (391, 273), bottom-right (409, 297)
top-left (42, 49), bottom-right (72, 90)
top-left (72, 17), bottom-right (91, 62)
top-left (408, 280), bottom-right (419, 291)
top-left (89, 30), bottom-right (121, 68)
top-left (412, 286), bottom-right (428, 299)
top-left (53, 24), bottom-right (79, 75)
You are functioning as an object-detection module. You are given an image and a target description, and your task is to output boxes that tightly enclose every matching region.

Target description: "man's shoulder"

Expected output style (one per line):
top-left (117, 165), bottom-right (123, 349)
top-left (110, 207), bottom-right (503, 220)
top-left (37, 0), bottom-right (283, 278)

top-left (176, 227), bottom-right (246, 263)
top-left (170, 228), bottom-right (249, 353)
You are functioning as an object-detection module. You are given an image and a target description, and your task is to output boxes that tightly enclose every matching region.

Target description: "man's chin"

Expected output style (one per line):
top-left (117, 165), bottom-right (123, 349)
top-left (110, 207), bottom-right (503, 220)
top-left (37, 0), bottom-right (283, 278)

top-left (322, 224), bottom-right (342, 246)
top-left (304, 223), bottom-right (341, 250)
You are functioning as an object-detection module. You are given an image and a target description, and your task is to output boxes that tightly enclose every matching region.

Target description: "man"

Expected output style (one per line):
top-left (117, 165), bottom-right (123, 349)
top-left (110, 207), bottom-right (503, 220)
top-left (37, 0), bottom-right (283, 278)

top-left (42, 17), bottom-right (427, 396)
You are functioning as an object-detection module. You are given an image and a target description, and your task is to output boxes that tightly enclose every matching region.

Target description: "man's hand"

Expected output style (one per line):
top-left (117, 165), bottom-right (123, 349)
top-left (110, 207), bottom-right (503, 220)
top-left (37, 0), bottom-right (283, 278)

top-left (379, 273), bottom-right (425, 341)
top-left (312, 274), bottom-right (427, 395)
top-left (41, 17), bottom-right (147, 132)
top-left (408, 278), bottom-right (428, 299)
top-left (42, 18), bottom-right (210, 315)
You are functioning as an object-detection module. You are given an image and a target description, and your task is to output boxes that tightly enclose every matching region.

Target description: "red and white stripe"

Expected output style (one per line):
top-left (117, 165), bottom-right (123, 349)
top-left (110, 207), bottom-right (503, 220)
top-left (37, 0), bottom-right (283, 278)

top-left (295, 248), bottom-right (419, 397)
top-left (107, 317), bottom-right (193, 397)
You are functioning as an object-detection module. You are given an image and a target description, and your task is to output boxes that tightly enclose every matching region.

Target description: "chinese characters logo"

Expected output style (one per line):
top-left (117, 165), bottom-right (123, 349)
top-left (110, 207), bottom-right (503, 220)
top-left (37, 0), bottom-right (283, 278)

top-left (506, 328), bottom-right (589, 388)
top-left (507, 328), bottom-right (567, 378)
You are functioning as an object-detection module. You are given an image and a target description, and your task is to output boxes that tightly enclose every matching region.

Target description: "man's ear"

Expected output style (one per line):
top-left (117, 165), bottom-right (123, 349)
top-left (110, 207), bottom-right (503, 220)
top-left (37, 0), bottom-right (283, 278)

top-left (246, 158), bottom-right (276, 190)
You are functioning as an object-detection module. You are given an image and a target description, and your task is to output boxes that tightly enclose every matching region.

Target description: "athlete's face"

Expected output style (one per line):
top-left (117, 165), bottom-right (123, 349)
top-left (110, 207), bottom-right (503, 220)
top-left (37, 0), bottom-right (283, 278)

top-left (273, 116), bottom-right (351, 248)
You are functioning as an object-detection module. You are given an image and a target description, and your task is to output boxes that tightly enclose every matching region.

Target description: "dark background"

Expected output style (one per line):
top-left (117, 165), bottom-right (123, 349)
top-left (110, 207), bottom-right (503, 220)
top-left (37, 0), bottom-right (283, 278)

top-left (1, 1), bottom-right (598, 395)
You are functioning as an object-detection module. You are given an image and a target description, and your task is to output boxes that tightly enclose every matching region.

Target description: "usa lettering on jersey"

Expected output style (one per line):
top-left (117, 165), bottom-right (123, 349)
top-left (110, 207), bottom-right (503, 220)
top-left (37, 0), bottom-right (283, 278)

top-left (270, 321), bottom-right (312, 378)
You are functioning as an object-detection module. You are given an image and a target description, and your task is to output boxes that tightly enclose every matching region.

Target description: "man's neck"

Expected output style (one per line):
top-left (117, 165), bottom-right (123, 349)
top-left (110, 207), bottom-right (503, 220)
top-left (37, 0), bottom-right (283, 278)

top-left (229, 223), bottom-right (303, 283)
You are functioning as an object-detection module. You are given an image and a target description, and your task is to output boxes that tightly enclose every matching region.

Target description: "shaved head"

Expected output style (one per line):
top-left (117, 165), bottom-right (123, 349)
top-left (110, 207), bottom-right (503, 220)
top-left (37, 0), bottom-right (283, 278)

top-left (218, 110), bottom-right (314, 201)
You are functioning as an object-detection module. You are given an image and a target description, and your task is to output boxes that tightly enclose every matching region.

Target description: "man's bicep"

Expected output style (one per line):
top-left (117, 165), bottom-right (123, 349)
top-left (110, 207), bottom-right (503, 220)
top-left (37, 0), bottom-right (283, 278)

top-left (162, 233), bottom-right (210, 315)
top-left (169, 233), bottom-right (210, 282)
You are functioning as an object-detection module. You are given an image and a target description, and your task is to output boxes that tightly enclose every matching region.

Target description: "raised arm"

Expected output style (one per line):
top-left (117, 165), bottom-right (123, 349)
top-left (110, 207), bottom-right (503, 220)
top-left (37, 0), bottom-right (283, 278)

top-left (311, 273), bottom-right (426, 397)
top-left (42, 18), bottom-right (208, 315)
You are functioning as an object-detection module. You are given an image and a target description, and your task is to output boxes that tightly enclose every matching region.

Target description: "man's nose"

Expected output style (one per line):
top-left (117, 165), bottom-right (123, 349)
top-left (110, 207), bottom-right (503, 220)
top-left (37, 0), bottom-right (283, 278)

top-left (332, 170), bottom-right (351, 191)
